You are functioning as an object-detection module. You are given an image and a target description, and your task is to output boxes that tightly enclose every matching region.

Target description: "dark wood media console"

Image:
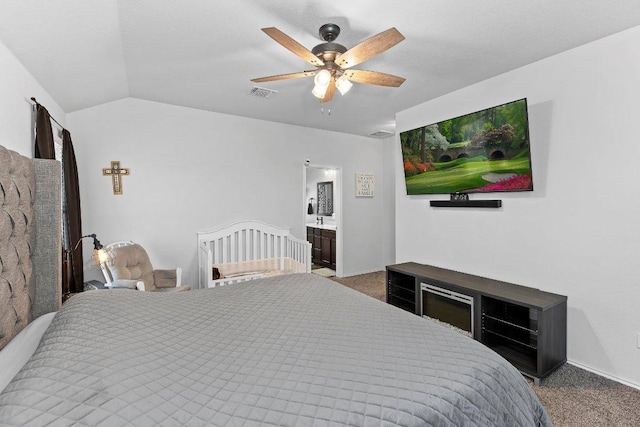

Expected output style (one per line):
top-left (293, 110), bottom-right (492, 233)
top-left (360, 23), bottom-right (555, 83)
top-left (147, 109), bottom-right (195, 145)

top-left (386, 262), bottom-right (567, 384)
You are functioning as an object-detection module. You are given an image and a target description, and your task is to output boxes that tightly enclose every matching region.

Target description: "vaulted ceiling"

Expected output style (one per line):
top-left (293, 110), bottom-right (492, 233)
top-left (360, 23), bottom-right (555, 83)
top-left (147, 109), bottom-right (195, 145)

top-left (2, 0), bottom-right (639, 137)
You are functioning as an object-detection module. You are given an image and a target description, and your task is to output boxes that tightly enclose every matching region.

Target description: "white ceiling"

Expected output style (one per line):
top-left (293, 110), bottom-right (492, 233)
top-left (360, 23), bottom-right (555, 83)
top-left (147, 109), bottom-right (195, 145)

top-left (2, 0), bottom-right (639, 137)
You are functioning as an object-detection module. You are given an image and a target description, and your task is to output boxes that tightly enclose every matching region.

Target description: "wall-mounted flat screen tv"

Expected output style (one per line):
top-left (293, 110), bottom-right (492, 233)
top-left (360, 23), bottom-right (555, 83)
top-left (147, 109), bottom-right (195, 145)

top-left (400, 98), bottom-right (533, 195)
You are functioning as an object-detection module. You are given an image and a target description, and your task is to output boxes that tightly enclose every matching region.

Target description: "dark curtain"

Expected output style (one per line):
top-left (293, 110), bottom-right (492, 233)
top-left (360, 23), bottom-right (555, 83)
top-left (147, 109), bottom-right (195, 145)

top-left (34, 102), bottom-right (66, 294)
top-left (34, 104), bottom-right (55, 159)
top-left (62, 130), bottom-right (84, 293)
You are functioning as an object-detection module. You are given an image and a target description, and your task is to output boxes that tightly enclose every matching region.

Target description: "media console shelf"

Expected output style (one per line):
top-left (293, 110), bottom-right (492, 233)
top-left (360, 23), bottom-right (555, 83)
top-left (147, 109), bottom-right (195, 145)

top-left (386, 262), bottom-right (567, 384)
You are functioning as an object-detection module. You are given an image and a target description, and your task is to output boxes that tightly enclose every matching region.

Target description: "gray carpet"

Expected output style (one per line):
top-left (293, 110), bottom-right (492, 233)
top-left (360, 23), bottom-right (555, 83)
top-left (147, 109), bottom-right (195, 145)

top-left (311, 267), bottom-right (336, 278)
top-left (331, 271), bottom-right (640, 426)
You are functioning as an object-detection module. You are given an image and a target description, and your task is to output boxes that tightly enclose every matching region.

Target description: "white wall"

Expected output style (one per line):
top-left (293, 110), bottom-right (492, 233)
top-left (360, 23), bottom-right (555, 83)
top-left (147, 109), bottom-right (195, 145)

top-left (67, 98), bottom-right (393, 285)
top-left (0, 39), bottom-right (65, 156)
top-left (381, 135), bottom-right (396, 267)
top-left (395, 26), bottom-right (640, 387)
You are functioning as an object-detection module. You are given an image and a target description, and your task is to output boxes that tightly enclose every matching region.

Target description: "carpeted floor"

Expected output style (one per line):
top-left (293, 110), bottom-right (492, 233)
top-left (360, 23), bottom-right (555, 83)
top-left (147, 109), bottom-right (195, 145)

top-left (311, 267), bottom-right (336, 278)
top-left (330, 271), bottom-right (387, 301)
top-left (330, 271), bottom-right (640, 427)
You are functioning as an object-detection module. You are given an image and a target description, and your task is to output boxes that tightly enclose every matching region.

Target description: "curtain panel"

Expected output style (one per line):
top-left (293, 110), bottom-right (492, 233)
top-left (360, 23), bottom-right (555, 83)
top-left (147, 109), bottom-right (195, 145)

top-left (62, 130), bottom-right (84, 292)
top-left (33, 101), bottom-right (85, 295)
top-left (34, 104), bottom-right (55, 160)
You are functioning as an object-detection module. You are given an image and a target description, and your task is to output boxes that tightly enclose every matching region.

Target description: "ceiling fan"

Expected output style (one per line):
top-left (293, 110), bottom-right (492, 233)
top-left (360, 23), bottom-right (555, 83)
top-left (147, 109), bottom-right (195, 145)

top-left (252, 23), bottom-right (405, 103)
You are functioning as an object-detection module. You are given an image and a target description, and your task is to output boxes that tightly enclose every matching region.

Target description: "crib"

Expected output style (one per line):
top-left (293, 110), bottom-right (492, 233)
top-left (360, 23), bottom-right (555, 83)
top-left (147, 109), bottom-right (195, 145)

top-left (197, 220), bottom-right (312, 288)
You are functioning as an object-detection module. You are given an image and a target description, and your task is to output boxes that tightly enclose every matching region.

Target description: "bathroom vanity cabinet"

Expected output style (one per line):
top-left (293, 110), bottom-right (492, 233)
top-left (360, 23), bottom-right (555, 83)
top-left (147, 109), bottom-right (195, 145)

top-left (307, 226), bottom-right (336, 270)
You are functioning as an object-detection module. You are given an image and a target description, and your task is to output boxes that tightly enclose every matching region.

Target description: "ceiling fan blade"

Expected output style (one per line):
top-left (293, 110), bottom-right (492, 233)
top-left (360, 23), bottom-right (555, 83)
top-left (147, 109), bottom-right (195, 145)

top-left (252, 70), bottom-right (316, 83)
top-left (320, 78), bottom-right (336, 103)
top-left (343, 69), bottom-right (405, 87)
top-left (262, 27), bottom-right (324, 67)
top-left (335, 27), bottom-right (405, 69)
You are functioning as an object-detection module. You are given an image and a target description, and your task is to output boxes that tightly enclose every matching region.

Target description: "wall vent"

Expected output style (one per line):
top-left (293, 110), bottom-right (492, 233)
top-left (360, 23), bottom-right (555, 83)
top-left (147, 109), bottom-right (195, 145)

top-left (368, 130), bottom-right (395, 138)
top-left (248, 86), bottom-right (277, 98)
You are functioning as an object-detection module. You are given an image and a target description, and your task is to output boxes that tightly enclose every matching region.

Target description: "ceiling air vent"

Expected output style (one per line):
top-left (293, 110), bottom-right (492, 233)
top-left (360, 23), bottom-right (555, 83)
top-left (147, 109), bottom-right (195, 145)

top-left (368, 130), bottom-right (395, 138)
top-left (248, 86), bottom-right (277, 99)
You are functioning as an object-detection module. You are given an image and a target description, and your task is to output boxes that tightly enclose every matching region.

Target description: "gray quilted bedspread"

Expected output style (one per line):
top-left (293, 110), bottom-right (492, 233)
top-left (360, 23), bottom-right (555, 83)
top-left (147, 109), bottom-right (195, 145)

top-left (0, 273), bottom-right (551, 426)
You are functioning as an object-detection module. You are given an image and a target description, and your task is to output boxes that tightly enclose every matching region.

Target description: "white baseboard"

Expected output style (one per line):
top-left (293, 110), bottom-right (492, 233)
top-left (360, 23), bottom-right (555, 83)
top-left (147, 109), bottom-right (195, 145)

top-left (567, 360), bottom-right (640, 391)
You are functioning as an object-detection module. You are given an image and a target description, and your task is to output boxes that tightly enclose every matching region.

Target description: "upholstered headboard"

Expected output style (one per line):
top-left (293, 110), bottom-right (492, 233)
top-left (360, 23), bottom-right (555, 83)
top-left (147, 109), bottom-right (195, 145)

top-left (0, 145), bottom-right (62, 350)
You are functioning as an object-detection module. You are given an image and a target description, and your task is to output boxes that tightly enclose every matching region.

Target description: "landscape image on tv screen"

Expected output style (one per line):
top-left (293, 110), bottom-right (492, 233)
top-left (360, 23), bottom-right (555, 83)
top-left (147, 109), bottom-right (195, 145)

top-left (400, 98), bottom-right (533, 195)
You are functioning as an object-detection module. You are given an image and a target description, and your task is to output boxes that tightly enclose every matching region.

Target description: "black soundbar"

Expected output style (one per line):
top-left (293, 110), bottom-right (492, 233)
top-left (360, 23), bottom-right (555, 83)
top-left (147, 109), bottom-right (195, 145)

top-left (430, 200), bottom-right (502, 208)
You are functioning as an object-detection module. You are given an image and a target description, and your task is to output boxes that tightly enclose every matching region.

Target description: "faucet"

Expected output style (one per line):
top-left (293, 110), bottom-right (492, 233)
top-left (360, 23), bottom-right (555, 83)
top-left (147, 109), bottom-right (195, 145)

top-left (316, 217), bottom-right (323, 225)
top-left (320, 217), bottom-right (323, 225)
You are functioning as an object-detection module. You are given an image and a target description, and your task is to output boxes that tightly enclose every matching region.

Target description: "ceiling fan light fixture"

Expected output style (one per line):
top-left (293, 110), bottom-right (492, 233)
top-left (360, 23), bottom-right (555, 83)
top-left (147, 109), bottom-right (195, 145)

top-left (335, 75), bottom-right (353, 95)
top-left (312, 69), bottom-right (332, 98)
top-left (253, 24), bottom-right (405, 103)
top-left (314, 69), bottom-right (332, 86)
top-left (312, 82), bottom-right (329, 98)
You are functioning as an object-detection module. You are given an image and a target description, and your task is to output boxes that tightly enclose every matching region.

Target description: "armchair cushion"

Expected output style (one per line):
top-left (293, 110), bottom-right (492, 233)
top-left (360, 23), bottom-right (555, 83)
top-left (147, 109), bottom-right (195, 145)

top-left (107, 244), bottom-right (156, 292)
top-left (153, 269), bottom-right (178, 289)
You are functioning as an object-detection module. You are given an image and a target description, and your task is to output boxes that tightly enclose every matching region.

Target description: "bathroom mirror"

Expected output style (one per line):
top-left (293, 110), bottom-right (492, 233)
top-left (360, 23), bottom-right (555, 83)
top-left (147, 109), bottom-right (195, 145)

top-left (317, 181), bottom-right (333, 216)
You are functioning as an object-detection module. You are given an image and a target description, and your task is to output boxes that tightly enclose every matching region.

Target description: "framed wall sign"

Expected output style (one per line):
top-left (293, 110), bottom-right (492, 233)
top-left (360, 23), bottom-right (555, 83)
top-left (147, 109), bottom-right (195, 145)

top-left (356, 173), bottom-right (375, 197)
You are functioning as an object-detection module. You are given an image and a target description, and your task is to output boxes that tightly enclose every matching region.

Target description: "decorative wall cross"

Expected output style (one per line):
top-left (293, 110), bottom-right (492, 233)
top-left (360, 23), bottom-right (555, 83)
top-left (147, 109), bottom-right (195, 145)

top-left (102, 161), bottom-right (130, 195)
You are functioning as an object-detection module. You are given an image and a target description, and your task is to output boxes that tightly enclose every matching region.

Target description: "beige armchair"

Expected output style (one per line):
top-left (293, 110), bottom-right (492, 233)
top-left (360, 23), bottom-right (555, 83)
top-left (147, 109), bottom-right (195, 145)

top-left (100, 241), bottom-right (189, 292)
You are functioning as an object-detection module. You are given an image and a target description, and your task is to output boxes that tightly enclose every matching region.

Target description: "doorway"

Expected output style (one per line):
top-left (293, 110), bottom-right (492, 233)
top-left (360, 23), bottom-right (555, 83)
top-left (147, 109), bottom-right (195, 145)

top-left (303, 164), bottom-right (342, 277)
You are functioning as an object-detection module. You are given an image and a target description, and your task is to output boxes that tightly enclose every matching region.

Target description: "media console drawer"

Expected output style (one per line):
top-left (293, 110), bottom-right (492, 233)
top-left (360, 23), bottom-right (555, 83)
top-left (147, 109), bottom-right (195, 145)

top-left (386, 262), bottom-right (567, 384)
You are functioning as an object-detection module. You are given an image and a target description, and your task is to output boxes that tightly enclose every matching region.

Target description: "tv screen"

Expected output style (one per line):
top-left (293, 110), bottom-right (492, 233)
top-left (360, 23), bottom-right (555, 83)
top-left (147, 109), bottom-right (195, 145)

top-left (400, 98), bottom-right (533, 195)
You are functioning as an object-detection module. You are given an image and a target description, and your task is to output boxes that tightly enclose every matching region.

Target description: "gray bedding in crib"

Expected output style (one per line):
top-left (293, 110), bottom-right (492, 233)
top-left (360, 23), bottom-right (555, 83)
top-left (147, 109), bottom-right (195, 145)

top-left (0, 273), bottom-right (551, 426)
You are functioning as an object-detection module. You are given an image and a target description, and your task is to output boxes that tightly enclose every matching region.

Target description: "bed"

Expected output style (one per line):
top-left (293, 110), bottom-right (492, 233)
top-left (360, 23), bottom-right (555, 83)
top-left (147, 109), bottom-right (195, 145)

top-left (0, 274), bottom-right (551, 426)
top-left (197, 221), bottom-right (312, 289)
top-left (0, 145), bottom-right (551, 426)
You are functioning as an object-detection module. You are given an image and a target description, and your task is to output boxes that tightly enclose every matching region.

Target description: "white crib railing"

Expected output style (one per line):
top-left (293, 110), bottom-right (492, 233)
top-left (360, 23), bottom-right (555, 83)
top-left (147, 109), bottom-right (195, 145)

top-left (197, 221), bottom-right (311, 288)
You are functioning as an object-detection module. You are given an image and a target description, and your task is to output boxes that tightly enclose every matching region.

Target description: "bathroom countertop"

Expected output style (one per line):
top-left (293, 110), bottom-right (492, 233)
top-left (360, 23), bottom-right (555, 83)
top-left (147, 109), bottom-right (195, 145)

top-left (306, 223), bottom-right (337, 231)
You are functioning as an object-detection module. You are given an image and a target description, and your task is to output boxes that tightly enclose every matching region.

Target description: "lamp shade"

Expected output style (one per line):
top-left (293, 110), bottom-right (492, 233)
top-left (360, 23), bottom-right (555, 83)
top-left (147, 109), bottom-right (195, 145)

top-left (312, 83), bottom-right (329, 98)
top-left (335, 75), bottom-right (353, 95)
top-left (92, 247), bottom-right (111, 265)
top-left (314, 69), bottom-right (331, 86)
top-left (71, 233), bottom-right (111, 266)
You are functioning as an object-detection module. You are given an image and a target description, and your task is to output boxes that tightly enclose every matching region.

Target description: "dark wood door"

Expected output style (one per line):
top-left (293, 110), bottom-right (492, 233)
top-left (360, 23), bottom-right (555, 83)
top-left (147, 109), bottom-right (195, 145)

top-left (313, 234), bottom-right (322, 264)
top-left (321, 235), bottom-right (331, 265)
top-left (330, 236), bottom-right (336, 269)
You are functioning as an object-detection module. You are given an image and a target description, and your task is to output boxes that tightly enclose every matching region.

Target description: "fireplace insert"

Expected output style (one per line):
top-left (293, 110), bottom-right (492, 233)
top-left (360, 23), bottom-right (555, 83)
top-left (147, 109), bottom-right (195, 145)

top-left (421, 283), bottom-right (474, 337)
